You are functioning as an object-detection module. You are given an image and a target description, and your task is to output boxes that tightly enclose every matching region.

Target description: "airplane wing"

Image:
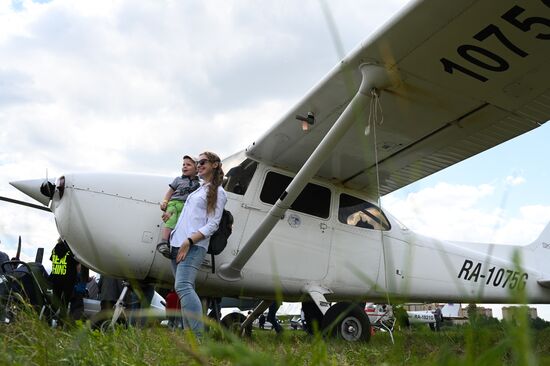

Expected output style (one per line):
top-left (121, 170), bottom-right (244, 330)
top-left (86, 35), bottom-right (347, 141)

top-left (246, 0), bottom-right (550, 197)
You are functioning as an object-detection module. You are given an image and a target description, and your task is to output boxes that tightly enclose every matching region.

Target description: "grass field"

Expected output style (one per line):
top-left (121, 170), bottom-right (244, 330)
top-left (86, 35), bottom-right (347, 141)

top-left (2, 305), bottom-right (550, 366)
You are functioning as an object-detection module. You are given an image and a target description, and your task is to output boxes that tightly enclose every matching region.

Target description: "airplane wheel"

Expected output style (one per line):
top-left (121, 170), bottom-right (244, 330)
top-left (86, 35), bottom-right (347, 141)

top-left (322, 302), bottom-right (371, 342)
top-left (221, 312), bottom-right (248, 335)
top-left (302, 301), bottom-right (323, 334)
top-left (90, 311), bottom-right (110, 330)
top-left (90, 310), bottom-right (126, 331)
top-left (99, 319), bottom-right (112, 332)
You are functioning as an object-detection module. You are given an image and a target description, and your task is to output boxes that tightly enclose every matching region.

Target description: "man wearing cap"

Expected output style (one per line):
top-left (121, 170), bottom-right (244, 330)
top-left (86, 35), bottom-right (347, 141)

top-left (156, 155), bottom-right (199, 273)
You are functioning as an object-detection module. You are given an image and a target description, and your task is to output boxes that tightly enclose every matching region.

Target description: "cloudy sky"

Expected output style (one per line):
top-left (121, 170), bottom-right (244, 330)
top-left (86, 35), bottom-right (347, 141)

top-left (1, 0), bottom-right (549, 319)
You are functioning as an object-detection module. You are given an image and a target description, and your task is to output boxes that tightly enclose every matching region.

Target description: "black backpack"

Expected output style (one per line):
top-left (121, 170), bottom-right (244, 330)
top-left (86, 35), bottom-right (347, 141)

top-left (208, 209), bottom-right (233, 273)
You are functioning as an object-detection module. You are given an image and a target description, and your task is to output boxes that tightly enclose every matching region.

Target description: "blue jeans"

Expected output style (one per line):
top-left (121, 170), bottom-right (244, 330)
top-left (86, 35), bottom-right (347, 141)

top-left (170, 246), bottom-right (179, 276)
top-left (175, 245), bottom-right (206, 337)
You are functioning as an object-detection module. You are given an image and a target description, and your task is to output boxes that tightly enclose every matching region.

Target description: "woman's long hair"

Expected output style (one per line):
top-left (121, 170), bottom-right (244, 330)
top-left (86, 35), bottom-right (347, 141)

top-left (202, 151), bottom-right (224, 215)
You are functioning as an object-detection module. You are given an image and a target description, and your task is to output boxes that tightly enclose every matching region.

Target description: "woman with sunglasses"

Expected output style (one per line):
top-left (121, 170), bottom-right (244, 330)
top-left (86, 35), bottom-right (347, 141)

top-left (170, 151), bottom-right (227, 337)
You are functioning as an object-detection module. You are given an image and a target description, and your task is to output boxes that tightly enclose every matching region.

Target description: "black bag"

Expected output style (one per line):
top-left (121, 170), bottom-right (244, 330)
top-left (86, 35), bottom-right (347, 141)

top-left (208, 209), bottom-right (233, 273)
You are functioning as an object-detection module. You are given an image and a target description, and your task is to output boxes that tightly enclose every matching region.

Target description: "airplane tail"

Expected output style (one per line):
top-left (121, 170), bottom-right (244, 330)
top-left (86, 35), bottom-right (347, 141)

top-left (532, 222), bottom-right (550, 246)
top-left (440, 303), bottom-right (460, 318)
top-left (528, 222), bottom-right (550, 252)
top-left (529, 222), bottom-right (550, 288)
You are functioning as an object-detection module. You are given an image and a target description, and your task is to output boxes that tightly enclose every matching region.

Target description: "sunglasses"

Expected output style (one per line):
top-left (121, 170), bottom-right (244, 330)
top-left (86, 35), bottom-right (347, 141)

top-left (197, 159), bottom-right (210, 166)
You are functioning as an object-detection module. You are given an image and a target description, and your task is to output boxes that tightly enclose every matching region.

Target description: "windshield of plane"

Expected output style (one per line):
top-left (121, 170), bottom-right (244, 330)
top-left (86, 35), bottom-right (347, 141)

top-left (222, 152), bottom-right (258, 195)
top-left (338, 193), bottom-right (391, 231)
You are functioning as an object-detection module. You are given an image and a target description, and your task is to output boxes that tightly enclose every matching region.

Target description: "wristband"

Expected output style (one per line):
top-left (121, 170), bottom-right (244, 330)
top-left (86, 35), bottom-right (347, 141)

top-left (187, 237), bottom-right (194, 246)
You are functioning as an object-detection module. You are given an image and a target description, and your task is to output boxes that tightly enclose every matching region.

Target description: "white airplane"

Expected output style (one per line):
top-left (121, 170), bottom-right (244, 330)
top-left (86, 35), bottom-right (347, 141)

top-left (2, 0), bottom-right (550, 342)
top-left (405, 304), bottom-right (462, 326)
top-left (365, 303), bottom-right (460, 327)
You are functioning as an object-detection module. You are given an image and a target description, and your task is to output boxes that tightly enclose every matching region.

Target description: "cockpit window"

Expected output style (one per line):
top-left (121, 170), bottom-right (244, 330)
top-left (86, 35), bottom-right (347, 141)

top-left (260, 171), bottom-right (331, 218)
top-left (223, 158), bottom-right (258, 195)
top-left (338, 193), bottom-right (390, 231)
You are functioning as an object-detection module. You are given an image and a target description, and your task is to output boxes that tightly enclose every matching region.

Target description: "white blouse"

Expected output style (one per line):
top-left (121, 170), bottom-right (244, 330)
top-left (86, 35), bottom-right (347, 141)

top-left (170, 183), bottom-right (227, 251)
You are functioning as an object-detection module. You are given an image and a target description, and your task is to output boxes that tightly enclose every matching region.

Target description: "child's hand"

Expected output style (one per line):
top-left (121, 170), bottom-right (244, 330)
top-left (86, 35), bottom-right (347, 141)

top-left (160, 201), bottom-right (168, 211)
top-left (162, 212), bottom-right (172, 222)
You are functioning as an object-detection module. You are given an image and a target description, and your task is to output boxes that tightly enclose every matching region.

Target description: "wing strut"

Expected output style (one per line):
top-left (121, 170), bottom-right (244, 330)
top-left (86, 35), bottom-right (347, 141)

top-left (218, 63), bottom-right (395, 281)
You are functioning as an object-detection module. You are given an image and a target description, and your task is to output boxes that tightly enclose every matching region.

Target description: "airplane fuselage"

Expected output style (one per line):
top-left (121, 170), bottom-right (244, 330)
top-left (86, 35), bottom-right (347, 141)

top-left (48, 156), bottom-right (550, 304)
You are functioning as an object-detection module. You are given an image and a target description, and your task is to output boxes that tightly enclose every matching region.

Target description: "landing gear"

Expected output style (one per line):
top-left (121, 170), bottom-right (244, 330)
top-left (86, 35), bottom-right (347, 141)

top-left (301, 301), bottom-right (324, 334)
top-left (90, 309), bottom-right (128, 331)
top-left (220, 312), bottom-right (252, 337)
top-left (221, 312), bottom-right (245, 331)
top-left (322, 302), bottom-right (371, 342)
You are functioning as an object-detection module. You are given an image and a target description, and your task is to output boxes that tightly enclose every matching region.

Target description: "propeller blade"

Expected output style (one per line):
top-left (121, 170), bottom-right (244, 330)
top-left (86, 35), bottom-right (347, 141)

top-left (15, 236), bottom-right (21, 260)
top-left (35, 248), bottom-right (44, 264)
top-left (0, 195), bottom-right (51, 212)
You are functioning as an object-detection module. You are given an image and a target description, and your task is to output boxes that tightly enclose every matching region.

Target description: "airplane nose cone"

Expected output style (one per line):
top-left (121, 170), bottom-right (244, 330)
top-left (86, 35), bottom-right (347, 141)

top-left (10, 179), bottom-right (54, 206)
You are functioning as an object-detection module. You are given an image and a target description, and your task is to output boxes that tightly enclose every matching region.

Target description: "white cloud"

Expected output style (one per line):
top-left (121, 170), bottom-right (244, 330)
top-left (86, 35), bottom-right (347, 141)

top-left (383, 182), bottom-right (550, 245)
top-left (505, 175), bottom-right (526, 187)
top-left (0, 203), bottom-right (58, 264)
top-left (383, 182), bottom-right (498, 242)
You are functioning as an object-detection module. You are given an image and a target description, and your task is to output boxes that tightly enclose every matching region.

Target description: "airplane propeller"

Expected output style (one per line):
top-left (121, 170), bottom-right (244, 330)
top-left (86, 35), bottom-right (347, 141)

top-left (0, 168), bottom-right (57, 212)
top-left (4, 177), bottom-right (56, 209)
top-left (0, 195), bottom-right (51, 212)
top-left (40, 169), bottom-right (56, 201)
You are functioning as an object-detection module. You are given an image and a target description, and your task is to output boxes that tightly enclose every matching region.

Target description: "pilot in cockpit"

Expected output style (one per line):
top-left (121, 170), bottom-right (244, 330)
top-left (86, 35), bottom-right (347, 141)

top-left (346, 207), bottom-right (386, 230)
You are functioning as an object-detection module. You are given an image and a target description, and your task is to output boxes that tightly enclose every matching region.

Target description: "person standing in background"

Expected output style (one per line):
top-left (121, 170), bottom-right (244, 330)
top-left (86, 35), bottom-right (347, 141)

top-left (49, 238), bottom-right (78, 320)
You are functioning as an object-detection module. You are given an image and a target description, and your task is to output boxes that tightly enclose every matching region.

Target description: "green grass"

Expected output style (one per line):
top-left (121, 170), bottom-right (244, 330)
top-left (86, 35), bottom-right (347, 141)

top-left (2, 307), bottom-right (550, 366)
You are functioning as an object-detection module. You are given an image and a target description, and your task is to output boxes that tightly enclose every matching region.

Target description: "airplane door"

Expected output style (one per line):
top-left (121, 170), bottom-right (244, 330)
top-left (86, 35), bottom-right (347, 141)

top-left (379, 230), bottom-right (412, 295)
top-left (237, 170), bottom-right (332, 281)
top-left (327, 194), bottom-right (393, 293)
top-left (329, 225), bottom-right (382, 292)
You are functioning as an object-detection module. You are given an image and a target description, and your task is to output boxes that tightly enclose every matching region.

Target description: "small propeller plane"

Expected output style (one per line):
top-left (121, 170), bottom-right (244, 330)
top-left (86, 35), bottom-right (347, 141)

top-left (2, 0), bottom-right (550, 341)
top-left (365, 303), bottom-right (459, 327)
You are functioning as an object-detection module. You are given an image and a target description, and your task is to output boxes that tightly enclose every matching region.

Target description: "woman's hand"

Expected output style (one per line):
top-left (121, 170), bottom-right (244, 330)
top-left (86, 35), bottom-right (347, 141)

top-left (176, 242), bottom-right (190, 263)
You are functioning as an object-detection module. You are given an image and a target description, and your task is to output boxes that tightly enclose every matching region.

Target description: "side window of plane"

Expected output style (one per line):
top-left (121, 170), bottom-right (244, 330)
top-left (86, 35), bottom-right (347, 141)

top-left (260, 171), bottom-right (331, 218)
top-left (338, 194), bottom-right (391, 231)
top-left (224, 159), bottom-right (258, 195)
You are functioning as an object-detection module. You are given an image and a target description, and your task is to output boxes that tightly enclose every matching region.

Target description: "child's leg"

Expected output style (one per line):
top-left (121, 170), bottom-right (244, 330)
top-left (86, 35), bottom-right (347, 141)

top-left (161, 227), bottom-right (172, 242)
top-left (157, 200), bottom-right (184, 257)
top-left (161, 201), bottom-right (179, 242)
top-left (163, 201), bottom-right (182, 238)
